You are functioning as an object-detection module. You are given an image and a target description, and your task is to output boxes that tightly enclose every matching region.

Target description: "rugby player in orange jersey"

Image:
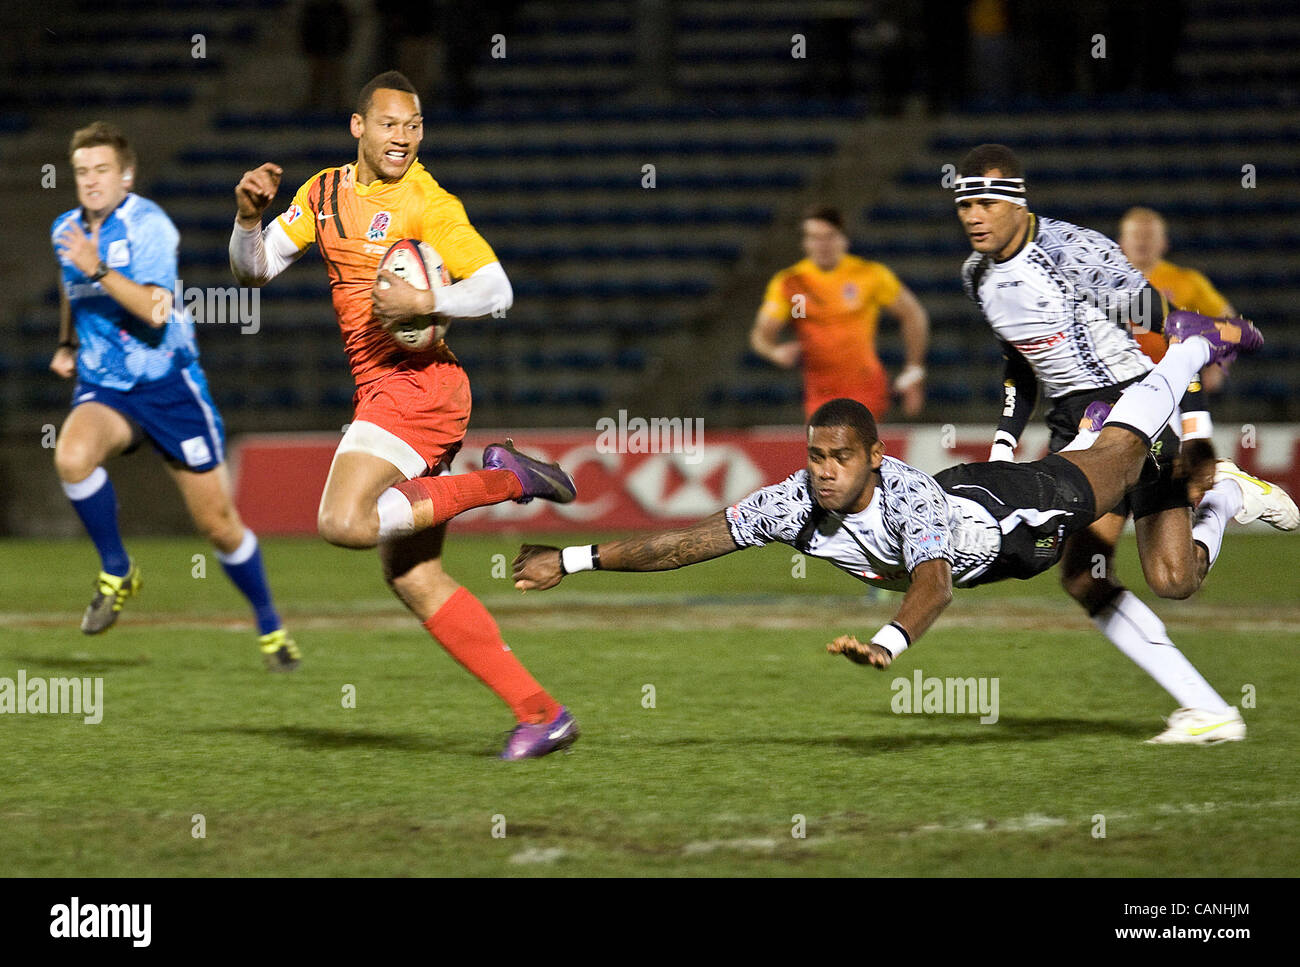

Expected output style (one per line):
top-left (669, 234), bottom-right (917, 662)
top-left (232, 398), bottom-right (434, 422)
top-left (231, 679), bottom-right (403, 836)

top-left (229, 71), bottom-right (578, 759)
top-left (750, 205), bottom-right (930, 420)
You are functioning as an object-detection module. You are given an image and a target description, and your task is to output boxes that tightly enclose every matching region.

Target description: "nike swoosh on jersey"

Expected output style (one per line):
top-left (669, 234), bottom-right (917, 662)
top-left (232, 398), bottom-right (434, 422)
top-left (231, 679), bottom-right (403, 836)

top-left (317, 211), bottom-right (335, 220)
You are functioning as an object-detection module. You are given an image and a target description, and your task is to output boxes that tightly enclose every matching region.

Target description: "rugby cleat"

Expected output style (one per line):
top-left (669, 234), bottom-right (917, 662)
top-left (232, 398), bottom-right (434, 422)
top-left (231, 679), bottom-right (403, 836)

top-left (500, 706), bottom-right (580, 760)
top-left (1061, 399), bottom-right (1114, 452)
top-left (1079, 399), bottom-right (1113, 433)
top-left (80, 561), bottom-right (141, 634)
top-left (259, 628), bottom-right (301, 672)
top-left (1164, 310), bottom-right (1262, 366)
top-left (1146, 706), bottom-right (1245, 745)
top-left (1214, 459), bottom-right (1299, 530)
top-left (482, 438), bottom-right (576, 504)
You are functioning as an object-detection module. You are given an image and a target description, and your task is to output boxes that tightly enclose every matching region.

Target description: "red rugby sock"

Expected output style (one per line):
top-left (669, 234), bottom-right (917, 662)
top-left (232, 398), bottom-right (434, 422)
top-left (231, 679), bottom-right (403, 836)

top-left (423, 587), bottom-right (561, 724)
top-left (394, 469), bottom-right (523, 530)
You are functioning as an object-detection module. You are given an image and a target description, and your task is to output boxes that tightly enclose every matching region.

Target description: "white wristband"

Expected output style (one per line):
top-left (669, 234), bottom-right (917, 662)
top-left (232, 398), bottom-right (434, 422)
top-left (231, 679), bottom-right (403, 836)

top-left (894, 364), bottom-right (926, 392)
top-left (561, 545), bottom-right (596, 574)
top-left (871, 622), bottom-right (910, 657)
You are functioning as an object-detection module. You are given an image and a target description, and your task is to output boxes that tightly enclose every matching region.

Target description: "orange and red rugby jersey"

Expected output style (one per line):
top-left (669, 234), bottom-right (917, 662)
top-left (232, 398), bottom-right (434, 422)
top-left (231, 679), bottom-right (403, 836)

top-left (274, 159), bottom-right (498, 385)
top-left (760, 254), bottom-right (903, 411)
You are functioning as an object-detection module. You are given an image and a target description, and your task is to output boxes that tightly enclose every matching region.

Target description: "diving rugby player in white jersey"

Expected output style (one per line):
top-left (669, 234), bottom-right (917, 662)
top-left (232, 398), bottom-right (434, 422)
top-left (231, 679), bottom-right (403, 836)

top-left (515, 317), bottom-right (1276, 743)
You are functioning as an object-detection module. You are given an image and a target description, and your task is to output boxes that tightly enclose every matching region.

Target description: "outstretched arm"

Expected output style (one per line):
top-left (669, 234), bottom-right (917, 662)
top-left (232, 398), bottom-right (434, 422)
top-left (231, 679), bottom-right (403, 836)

top-left (513, 511), bottom-right (742, 591)
top-left (827, 558), bottom-right (954, 668)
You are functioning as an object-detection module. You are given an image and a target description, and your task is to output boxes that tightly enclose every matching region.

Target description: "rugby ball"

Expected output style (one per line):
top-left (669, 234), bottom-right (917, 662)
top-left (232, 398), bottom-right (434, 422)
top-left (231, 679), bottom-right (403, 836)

top-left (376, 238), bottom-right (451, 352)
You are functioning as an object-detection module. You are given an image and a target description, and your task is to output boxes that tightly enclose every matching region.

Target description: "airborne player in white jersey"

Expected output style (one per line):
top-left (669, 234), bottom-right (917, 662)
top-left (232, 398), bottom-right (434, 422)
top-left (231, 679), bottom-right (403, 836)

top-left (952, 143), bottom-right (1296, 738)
top-left (515, 316), bottom-right (1280, 744)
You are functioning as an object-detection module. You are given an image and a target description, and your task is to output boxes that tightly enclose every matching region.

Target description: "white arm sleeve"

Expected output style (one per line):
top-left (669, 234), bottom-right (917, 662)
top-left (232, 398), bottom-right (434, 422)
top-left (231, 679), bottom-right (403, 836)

top-left (432, 261), bottom-right (513, 319)
top-left (229, 220), bottom-right (306, 287)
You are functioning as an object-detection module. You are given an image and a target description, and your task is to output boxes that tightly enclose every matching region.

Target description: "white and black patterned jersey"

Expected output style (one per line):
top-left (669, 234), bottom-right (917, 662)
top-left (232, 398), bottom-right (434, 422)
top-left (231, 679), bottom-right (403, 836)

top-left (724, 456), bottom-right (1002, 590)
top-left (962, 214), bottom-right (1153, 399)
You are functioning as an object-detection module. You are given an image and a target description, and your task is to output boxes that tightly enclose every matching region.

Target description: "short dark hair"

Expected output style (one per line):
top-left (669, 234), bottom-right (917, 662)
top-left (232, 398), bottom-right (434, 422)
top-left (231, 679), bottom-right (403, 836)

top-left (957, 143), bottom-right (1023, 179)
top-left (801, 205), bottom-right (846, 232)
top-left (356, 71), bottom-right (420, 117)
top-left (808, 397), bottom-right (879, 449)
top-left (69, 121), bottom-right (136, 172)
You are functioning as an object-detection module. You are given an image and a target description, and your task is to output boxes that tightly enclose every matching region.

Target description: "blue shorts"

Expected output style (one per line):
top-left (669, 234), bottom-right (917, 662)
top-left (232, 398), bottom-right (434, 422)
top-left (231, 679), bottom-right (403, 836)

top-left (72, 362), bottom-right (227, 472)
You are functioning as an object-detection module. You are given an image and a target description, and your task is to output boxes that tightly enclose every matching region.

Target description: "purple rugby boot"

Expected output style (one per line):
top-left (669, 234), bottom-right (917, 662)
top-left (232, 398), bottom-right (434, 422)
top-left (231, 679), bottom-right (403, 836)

top-left (500, 707), bottom-right (580, 760)
top-left (1079, 399), bottom-right (1113, 434)
top-left (483, 438), bottom-right (577, 504)
top-left (1060, 399), bottom-right (1113, 452)
top-left (1164, 310), bottom-right (1263, 366)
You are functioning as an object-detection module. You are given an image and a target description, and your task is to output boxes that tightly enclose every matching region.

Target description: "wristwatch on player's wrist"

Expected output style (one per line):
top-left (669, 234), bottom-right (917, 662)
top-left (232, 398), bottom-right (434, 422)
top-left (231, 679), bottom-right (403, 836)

top-left (88, 261), bottom-right (109, 282)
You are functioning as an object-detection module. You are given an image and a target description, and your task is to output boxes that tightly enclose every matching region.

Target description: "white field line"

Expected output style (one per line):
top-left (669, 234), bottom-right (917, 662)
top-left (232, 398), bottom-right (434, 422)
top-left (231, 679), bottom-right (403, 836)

top-left (508, 846), bottom-right (568, 865)
top-left (681, 837), bottom-right (780, 855)
top-left (895, 798), bottom-right (1300, 837)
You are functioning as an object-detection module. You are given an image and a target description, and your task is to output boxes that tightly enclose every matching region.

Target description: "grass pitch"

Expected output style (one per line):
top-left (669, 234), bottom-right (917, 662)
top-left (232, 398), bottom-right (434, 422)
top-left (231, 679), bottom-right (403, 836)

top-left (1, 531), bottom-right (1297, 877)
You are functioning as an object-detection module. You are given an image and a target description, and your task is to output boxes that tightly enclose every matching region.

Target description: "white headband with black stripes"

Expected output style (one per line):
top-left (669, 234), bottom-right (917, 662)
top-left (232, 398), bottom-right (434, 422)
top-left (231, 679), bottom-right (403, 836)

top-left (953, 175), bottom-right (1027, 206)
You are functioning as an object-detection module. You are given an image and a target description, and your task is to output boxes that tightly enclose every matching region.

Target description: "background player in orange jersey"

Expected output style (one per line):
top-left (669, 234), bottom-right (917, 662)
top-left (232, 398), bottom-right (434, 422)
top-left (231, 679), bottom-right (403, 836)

top-left (228, 71), bottom-right (579, 759)
top-left (1120, 205), bottom-right (1237, 500)
top-left (750, 205), bottom-right (930, 420)
top-left (1119, 206), bottom-right (1236, 373)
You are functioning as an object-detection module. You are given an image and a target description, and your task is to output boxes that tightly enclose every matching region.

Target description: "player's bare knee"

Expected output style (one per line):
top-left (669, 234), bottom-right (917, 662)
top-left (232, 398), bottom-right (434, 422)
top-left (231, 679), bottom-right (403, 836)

top-left (203, 509), bottom-right (245, 554)
top-left (53, 443), bottom-right (98, 484)
top-left (1141, 544), bottom-right (1199, 599)
top-left (1149, 562), bottom-right (1198, 600)
top-left (317, 505), bottom-right (377, 548)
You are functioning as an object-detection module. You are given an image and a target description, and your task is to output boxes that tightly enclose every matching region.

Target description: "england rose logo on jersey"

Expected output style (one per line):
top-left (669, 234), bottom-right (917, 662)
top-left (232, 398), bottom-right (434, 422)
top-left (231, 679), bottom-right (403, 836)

top-left (283, 204), bottom-right (302, 225)
top-left (367, 211), bottom-right (391, 241)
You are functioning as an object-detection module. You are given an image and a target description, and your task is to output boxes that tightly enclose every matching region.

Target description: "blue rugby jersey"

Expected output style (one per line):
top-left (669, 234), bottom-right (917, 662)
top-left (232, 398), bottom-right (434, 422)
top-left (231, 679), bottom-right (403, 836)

top-left (52, 194), bottom-right (198, 390)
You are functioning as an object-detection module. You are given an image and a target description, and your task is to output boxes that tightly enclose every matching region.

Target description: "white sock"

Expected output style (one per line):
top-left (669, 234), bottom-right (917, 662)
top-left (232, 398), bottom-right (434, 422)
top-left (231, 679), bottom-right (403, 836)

top-left (1061, 426), bottom-right (1099, 452)
top-left (215, 528), bottom-right (257, 565)
top-left (61, 465), bottom-right (109, 500)
top-left (1092, 590), bottom-right (1230, 713)
top-left (376, 487), bottom-right (416, 539)
top-left (1106, 339), bottom-right (1212, 442)
top-left (1191, 479), bottom-right (1243, 570)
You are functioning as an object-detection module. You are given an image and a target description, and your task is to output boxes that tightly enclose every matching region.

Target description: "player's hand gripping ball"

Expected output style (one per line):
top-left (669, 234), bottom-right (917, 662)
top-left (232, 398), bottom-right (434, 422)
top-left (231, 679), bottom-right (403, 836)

top-left (374, 239), bottom-right (451, 352)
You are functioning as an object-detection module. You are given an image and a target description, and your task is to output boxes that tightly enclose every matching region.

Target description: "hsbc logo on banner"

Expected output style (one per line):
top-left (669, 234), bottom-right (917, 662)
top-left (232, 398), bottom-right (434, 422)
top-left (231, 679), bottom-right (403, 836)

top-left (625, 447), bottom-right (763, 517)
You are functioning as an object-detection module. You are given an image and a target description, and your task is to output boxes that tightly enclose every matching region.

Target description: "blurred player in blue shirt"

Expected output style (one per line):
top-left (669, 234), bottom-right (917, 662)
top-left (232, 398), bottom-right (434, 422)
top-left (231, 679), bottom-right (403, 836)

top-left (49, 122), bottom-right (298, 670)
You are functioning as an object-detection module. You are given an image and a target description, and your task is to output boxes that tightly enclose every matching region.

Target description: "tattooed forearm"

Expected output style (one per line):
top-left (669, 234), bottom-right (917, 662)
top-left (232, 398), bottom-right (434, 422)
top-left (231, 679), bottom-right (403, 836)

top-left (599, 512), bottom-right (741, 571)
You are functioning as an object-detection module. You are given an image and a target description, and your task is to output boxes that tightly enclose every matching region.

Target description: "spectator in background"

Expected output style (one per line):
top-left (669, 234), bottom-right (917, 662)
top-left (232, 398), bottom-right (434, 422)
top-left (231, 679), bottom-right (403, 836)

top-left (375, 1), bottom-right (521, 112)
top-left (919, 0), bottom-right (968, 111)
top-left (1011, 0), bottom-right (1079, 99)
top-left (968, 0), bottom-right (1010, 103)
top-left (1099, 0), bottom-right (1185, 95)
top-left (750, 206), bottom-right (929, 421)
top-left (800, 7), bottom-right (860, 101)
top-left (374, 0), bottom-right (440, 106)
top-left (300, 0), bottom-right (354, 112)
